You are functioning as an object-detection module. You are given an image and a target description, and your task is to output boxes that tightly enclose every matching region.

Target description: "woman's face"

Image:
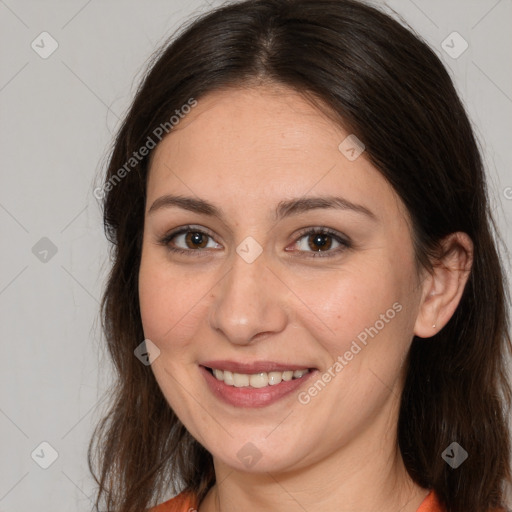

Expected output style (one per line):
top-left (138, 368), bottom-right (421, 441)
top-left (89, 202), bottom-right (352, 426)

top-left (138, 85), bottom-right (426, 474)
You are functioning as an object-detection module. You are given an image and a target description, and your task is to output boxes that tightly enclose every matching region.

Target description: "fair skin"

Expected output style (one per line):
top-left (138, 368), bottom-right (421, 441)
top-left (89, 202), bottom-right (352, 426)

top-left (138, 85), bottom-right (473, 512)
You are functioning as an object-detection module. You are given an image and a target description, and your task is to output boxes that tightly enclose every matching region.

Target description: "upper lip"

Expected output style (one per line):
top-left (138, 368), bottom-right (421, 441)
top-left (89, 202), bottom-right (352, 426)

top-left (201, 360), bottom-right (315, 374)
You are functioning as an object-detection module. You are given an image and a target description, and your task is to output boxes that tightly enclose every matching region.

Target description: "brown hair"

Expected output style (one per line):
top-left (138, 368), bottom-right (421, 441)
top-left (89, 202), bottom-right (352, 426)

top-left (89, 1), bottom-right (512, 511)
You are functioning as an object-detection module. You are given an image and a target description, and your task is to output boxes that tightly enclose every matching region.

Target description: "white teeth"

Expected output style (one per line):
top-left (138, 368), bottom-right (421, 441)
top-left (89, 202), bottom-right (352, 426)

top-left (210, 368), bottom-right (310, 388)
top-left (268, 371), bottom-right (283, 386)
top-left (223, 370), bottom-right (234, 386)
top-left (249, 372), bottom-right (268, 388)
top-left (282, 370), bottom-right (293, 381)
top-left (233, 373), bottom-right (249, 387)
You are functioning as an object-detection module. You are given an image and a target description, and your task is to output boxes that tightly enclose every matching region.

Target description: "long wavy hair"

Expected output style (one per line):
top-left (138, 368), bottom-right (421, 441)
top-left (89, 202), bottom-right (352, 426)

top-left (88, 1), bottom-right (512, 511)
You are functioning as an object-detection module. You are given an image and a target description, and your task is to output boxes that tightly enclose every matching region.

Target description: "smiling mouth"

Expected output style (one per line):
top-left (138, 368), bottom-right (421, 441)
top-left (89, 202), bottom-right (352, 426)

top-left (204, 367), bottom-right (311, 389)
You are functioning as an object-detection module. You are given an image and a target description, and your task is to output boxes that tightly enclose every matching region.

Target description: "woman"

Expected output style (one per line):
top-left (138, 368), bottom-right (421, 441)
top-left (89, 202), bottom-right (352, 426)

top-left (88, 1), bottom-right (512, 511)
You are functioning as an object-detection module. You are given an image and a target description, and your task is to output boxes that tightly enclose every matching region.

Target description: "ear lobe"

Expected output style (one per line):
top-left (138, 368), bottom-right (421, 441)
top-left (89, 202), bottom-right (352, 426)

top-left (414, 232), bottom-right (474, 339)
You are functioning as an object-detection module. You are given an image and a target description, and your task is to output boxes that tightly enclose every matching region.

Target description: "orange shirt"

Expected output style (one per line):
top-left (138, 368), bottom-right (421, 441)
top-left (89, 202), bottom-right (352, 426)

top-left (149, 490), bottom-right (198, 511)
top-left (149, 489), bottom-right (445, 511)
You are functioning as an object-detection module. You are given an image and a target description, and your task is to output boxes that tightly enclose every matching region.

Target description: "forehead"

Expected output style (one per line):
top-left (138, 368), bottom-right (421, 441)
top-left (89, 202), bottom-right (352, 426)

top-left (147, 86), bottom-right (403, 223)
top-left (153, 86), bottom-right (342, 161)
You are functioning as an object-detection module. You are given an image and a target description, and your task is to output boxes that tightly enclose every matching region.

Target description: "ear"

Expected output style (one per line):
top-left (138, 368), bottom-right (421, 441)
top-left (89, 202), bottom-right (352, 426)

top-left (414, 232), bottom-right (474, 338)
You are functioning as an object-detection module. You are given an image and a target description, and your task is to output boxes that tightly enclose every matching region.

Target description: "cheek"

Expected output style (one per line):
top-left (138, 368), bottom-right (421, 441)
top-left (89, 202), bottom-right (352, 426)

top-left (138, 249), bottom-right (206, 348)
top-left (292, 256), bottom-right (411, 358)
top-left (138, 256), bottom-right (171, 343)
top-left (289, 259), bottom-right (416, 421)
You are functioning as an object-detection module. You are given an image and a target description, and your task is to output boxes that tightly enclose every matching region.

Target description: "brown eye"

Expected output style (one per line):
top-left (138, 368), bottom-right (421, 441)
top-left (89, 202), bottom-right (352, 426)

top-left (291, 228), bottom-right (351, 258)
top-left (184, 231), bottom-right (209, 249)
top-left (307, 233), bottom-right (333, 252)
top-left (159, 226), bottom-right (221, 256)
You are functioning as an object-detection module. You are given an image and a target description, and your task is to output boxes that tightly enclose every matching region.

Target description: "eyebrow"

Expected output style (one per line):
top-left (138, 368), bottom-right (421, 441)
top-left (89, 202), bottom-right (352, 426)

top-left (147, 194), bottom-right (377, 222)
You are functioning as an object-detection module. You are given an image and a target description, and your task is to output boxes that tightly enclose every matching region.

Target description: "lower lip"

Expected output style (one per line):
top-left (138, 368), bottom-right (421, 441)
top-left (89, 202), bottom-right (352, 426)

top-left (200, 366), bottom-right (317, 408)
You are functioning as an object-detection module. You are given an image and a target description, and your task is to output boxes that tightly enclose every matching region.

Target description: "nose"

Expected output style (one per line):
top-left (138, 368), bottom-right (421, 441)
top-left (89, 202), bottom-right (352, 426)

top-left (208, 249), bottom-right (288, 346)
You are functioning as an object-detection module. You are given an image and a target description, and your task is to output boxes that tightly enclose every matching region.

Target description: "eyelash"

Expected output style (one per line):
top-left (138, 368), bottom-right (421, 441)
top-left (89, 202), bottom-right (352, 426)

top-left (158, 225), bottom-right (351, 259)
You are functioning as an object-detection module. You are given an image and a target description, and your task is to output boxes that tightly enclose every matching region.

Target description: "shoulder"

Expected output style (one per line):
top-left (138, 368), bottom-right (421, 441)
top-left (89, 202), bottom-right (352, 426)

top-left (148, 490), bottom-right (199, 512)
top-left (417, 490), bottom-right (445, 512)
top-left (417, 489), bottom-right (509, 512)
top-left (148, 490), bottom-right (509, 512)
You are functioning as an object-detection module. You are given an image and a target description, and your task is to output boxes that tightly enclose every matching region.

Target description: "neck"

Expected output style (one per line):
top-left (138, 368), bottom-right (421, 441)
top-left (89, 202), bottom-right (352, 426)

top-left (199, 402), bottom-right (429, 512)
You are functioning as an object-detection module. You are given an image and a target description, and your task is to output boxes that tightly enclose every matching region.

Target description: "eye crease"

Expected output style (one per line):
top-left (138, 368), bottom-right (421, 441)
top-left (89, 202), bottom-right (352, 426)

top-left (157, 225), bottom-right (352, 258)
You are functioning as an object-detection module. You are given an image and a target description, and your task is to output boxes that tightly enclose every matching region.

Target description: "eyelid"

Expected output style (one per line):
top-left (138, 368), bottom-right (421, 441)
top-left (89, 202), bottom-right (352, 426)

top-left (293, 226), bottom-right (350, 244)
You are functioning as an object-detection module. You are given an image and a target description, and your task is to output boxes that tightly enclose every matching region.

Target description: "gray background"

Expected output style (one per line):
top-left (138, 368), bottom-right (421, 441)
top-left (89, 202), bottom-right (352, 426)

top-left (0, 0), bottom-right (511, 510)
